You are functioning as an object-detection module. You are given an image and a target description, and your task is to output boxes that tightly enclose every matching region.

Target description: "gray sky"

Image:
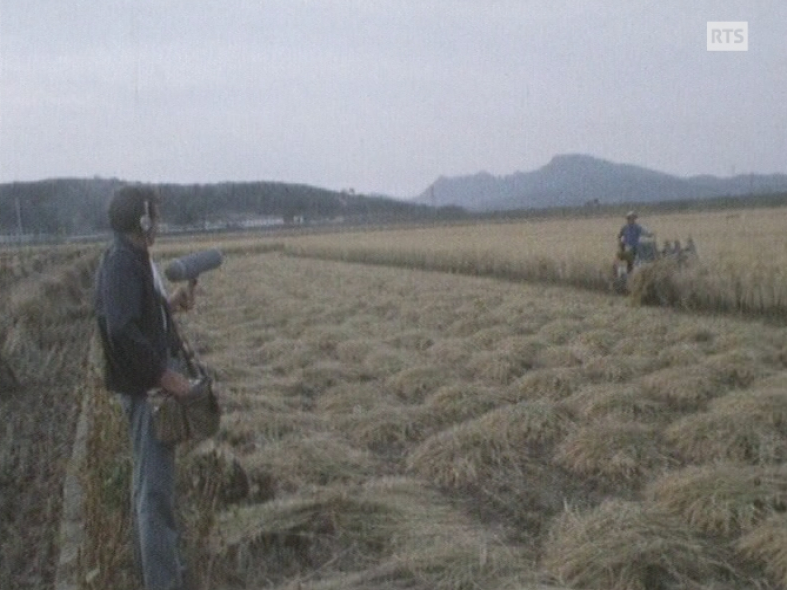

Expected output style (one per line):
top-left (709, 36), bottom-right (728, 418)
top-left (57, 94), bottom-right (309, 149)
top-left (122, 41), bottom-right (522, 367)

top-left (1, 1), bottom-right (785, 198)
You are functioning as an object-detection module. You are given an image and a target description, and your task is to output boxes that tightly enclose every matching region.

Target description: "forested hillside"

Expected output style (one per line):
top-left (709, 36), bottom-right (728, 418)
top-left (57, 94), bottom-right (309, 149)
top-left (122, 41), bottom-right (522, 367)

top-left (0, 178), bottom-right (446, 237)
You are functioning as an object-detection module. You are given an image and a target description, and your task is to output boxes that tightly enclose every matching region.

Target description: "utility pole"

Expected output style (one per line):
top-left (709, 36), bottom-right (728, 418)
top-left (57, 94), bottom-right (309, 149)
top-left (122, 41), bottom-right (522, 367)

top-left (15, 194), bottom-right (23, 239)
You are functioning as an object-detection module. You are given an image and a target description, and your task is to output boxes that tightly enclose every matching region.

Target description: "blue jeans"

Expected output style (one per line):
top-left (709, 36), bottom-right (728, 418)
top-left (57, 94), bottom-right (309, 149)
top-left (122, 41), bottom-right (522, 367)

top-left (120, 393), bottom-right (184, 590)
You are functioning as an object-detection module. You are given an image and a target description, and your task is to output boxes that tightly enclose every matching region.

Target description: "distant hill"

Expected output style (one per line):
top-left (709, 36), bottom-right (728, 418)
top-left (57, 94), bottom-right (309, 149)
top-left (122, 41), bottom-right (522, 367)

top-left (415, 154), bottom-right (787, 211)
top-left (0, 178), bottom-right (446, 238)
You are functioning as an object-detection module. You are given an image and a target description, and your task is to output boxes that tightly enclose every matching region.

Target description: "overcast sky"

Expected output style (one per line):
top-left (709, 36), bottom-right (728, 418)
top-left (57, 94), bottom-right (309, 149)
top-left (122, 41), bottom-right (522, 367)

top-left (1, 1), bottom-right (785, 198)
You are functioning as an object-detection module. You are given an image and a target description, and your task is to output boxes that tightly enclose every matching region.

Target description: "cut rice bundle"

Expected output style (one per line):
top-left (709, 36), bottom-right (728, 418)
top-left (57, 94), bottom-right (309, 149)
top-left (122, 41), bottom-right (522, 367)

top-left (554, 420), bottom-right (669, 485)
top-left (665, 389), bottom-right (787, 465)
top-left (737, 514), bottom-right (787, 588)
top-left (408, 400), bottom-right (575, 488)
top-left (647, 463), bottom-right (787, 536)
top-left (211, 477), bottom-right (533, 589)
top-left (543, 499), bottom-right (740, 590)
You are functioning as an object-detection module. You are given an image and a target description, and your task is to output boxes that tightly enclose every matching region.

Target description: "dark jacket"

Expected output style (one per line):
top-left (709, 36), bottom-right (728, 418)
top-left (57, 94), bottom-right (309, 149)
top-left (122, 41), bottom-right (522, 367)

top-left (94, 233), bottom-right (179, 395)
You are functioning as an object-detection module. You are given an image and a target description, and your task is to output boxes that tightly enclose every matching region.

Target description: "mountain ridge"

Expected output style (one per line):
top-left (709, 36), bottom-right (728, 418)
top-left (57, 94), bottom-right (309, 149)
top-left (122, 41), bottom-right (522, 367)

top-left (415, 154), bottom-right (787, 211)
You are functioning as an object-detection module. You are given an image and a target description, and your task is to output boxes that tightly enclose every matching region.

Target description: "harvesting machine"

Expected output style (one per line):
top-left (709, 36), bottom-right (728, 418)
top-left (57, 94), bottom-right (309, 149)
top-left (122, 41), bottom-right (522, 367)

top-left (611, 235), bottom-right (696, 294)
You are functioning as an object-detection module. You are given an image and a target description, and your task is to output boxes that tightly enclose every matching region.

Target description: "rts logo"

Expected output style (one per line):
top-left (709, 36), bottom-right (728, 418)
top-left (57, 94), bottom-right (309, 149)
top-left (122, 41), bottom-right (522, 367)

top-left (707, 21), bottom-right (748, 51)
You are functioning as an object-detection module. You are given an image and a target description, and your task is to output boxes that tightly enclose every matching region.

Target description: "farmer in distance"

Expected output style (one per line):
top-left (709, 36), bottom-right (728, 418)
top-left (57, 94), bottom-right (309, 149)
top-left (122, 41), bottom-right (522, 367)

top-left (617, 210), bottom-right (652, 273)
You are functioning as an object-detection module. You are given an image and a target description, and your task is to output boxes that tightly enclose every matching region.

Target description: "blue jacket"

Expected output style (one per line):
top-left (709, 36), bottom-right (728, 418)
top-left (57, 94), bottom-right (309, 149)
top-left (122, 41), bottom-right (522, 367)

top-left (94, 234), bottom-right (179, 395)
top-left (619, 222), bottom-right (645, 249)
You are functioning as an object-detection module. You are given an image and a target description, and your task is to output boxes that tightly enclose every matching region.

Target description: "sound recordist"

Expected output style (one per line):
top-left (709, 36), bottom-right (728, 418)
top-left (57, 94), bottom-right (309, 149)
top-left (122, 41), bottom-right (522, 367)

top-left (93, 184), bottom-right (196, 590)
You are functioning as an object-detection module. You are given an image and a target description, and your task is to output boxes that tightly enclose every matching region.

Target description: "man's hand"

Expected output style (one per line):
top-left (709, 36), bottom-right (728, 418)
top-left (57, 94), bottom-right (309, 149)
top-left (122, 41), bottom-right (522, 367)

top-left (169, 280), bottom-right (196, 312)
top-left (159, 369), bottom-right (191, 398)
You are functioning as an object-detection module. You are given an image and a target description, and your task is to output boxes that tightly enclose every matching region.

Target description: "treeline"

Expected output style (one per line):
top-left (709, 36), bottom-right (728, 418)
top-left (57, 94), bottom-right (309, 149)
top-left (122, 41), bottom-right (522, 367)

top-left (0, 178), bottom-right (459, 236)
top-left (2, 176), bottom-right (785, 238)
top-left (0, 178), bottom-right (117, 237)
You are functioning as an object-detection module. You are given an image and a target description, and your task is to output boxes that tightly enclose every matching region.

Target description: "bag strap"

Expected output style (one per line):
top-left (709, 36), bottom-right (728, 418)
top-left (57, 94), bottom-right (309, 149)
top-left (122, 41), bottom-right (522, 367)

top-left (166, 308), bottom-right (208, 382)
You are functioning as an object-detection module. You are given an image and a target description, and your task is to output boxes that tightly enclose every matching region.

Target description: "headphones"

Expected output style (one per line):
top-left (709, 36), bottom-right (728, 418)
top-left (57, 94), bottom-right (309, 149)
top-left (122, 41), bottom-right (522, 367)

top-left (139, 200), bottom-right (153, 234)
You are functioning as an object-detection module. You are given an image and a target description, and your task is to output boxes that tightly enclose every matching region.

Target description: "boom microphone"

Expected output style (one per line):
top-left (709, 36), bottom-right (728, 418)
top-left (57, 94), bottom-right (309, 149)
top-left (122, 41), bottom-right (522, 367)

top-left (164, 249), bottom-right (223, 282)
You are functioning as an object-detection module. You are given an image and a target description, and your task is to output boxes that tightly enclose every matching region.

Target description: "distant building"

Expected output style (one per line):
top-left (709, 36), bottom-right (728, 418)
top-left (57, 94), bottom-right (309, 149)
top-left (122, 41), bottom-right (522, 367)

top-left (238, 216), bottom-right (286, 229)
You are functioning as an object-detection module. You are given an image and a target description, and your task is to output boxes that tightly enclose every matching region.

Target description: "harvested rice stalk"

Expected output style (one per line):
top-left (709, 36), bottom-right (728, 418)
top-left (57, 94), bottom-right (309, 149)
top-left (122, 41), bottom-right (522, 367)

top-left (737, 514), bottom-right (787, 588)
top-left (665, 390), bottom-right (787, 465)
top-left (408, 400), bottom-right (575, 488)
top-left (647, 463), bottom-right (787, 536)
top-left (543, 500), bottom-right (741, 590)
top-left (554, 420), bottom-right (669, 485)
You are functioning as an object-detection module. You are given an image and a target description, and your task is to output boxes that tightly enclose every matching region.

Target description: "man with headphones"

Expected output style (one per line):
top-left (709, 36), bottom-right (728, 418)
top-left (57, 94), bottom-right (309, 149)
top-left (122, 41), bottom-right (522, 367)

top-left (94, 184), bottom-right (196, 590)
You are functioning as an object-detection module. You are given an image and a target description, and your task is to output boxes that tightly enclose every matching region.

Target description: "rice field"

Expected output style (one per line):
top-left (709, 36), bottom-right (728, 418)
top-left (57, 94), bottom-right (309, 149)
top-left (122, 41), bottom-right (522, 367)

top-left (275, 207), bottom-right (783, 270)
top-left (156, 206), bottom-right (787, 317)
top-left (6, 206), bottom-right (787, 589)
top-left (150, 225), bottom-right (787, 589)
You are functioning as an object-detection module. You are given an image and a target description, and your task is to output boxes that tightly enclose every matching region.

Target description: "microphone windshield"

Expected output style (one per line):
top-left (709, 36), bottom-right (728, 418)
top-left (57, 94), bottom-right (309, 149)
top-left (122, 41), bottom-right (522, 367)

top-left (164, 249), bottom-right (223, 282)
